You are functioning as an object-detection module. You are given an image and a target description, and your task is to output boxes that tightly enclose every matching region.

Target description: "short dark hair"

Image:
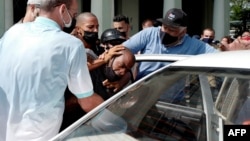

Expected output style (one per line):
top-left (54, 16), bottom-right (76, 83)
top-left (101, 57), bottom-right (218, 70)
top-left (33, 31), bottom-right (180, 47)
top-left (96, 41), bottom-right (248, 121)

top-left (113, 14), bottom-right (129, 24)
top-left (40, 0), bottom-right (72, 11)
top-left (142, 18), bottom-right (153, 26)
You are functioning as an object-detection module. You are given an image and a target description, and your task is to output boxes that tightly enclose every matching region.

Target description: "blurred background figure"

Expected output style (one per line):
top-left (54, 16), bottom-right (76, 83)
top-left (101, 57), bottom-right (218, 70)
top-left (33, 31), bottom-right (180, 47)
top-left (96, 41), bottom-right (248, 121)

top-left (142, 18), bottom-right (154, 29)
top-left (219, 36), bottom-right (234, 51)
top-left (221, 31), bottom-right (250, 51)
top-left (113, 14), bottom-right (130, 39)
top-left (241, 31), bottom-right (250, 40)
top-left (192, 35), bottom-right (200, 40)
top-left (200, 28), bottom-right (215, 44)
top-left (200, 27), bottom-right (220, 49)
top-left (18, 0), bottom-right (41, 23)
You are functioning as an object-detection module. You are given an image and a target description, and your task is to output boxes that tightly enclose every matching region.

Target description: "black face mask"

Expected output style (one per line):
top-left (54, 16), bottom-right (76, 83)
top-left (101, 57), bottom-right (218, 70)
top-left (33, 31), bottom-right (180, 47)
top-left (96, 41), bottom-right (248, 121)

top-left (83, 31), bottom-right (99, 44)
top-left (160, 31), bottom-right (179, 46)
top-left (63, 18), bottom-right (76, 34)
top-left (201, 38), bottom-right (213, 44)
top-left (104, 58), bottom-right (121, 82)
top-left (120, 32), bottom-right (127, 38)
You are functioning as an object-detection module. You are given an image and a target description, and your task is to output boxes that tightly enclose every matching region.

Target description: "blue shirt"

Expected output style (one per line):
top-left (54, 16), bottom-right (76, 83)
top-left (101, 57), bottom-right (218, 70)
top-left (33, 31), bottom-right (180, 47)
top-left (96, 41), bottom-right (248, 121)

top-left (0, 17), bottom-right (93, 141)
top-left (123, 26), bottom-right (218, 80)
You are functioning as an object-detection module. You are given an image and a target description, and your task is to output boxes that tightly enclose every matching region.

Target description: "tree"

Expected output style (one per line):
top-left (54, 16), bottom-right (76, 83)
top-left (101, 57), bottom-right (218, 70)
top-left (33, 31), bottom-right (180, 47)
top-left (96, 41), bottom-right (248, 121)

top-left (230, 0), bottom-right (250, 33)
top-left (230, 0), bottom-right (250, 20)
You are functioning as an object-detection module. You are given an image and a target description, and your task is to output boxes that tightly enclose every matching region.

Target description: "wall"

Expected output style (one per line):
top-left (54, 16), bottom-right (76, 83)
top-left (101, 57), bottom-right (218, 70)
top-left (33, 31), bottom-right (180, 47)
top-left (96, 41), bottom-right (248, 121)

top-left (120, 0), bottom-right (139, 37)
top-left (0, 0), bottom-right (5, 37)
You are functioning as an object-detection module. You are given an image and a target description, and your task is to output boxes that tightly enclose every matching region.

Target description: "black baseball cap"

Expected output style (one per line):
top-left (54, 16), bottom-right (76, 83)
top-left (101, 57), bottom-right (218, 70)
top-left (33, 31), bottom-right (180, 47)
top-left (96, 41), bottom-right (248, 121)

top-left (157, 8), bottom-right (188, 27)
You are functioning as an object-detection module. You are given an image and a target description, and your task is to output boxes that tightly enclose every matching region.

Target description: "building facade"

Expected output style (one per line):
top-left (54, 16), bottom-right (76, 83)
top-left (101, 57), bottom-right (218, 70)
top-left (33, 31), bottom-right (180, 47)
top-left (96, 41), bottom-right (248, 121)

top-left (0, 0), bottom-right (230, 40)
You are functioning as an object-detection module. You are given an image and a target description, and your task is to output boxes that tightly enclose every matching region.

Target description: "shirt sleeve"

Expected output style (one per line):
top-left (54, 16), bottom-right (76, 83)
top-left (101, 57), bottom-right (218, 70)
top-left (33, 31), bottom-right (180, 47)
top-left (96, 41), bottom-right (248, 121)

top-left (123, 27), bottom-right (159, 54)
top-left (123, 29), bottom-right (149, 54)
top-left (67, 42), bottom-right (94, 99)
top-left (205, 43), bottom-right (220, 53)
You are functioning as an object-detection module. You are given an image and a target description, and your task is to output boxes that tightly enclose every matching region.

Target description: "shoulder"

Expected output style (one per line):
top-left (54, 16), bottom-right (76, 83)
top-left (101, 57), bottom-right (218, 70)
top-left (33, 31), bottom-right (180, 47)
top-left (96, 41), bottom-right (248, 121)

top-left (132, 26), bottom-right (159, 38)
top-left (86, 48), bottom-right (98, 59)
top-left (141, 26), bottom-right (160, 35)
top-left (183, 35), bottom-right (206, 46)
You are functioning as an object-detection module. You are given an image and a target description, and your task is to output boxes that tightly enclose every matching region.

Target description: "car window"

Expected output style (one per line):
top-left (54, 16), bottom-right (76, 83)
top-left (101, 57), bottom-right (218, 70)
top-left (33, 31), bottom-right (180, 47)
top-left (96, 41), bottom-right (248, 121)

top-left (215, 77), bottom-right (250, 125)
top-left (55, 68), bottom-right (208, 141)
top-left (51, 66), bottom-right (250, 141)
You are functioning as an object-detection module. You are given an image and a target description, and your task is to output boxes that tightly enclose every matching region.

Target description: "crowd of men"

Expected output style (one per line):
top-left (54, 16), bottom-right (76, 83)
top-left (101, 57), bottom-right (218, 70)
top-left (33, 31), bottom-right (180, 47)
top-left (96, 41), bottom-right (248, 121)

top-left (0, 0), bottom-right (249, 140)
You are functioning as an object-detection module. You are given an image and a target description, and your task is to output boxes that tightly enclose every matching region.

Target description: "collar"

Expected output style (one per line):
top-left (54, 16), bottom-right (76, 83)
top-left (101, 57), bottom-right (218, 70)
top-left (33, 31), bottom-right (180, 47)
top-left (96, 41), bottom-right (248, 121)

top-left (34, 17), bottom-right (61, 30)
top-left (175, 34), bottom-right (186, 46)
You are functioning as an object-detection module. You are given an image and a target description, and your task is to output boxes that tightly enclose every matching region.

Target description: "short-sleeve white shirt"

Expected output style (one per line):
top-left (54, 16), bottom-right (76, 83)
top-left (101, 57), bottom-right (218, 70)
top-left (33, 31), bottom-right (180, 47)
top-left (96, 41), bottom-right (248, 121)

top-left (0, 17), bottom-right (93, 141)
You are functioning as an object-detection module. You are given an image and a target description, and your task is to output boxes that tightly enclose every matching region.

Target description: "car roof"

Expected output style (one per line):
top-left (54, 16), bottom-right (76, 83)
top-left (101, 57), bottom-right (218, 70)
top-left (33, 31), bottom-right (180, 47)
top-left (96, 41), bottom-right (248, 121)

top-left (170, 50), bottom-right (250, 69)
top-left (135, 54), bottom-right (192, 62)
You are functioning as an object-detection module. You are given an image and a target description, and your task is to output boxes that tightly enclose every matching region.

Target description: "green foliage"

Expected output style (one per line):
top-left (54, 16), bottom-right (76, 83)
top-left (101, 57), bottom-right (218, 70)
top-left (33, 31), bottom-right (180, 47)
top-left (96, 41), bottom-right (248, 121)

top-left (230, 0), bottom-right (250, 20)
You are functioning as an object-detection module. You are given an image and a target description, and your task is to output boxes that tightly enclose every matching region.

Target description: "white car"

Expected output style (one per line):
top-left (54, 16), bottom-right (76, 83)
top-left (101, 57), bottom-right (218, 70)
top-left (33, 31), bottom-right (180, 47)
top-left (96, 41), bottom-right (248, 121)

top-left (50, 50), bottom-right (250, 141)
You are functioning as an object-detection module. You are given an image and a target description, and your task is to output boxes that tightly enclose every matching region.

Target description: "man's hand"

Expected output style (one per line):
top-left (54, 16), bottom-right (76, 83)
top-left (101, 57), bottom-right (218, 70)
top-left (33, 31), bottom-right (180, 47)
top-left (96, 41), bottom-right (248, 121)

top-left (102, 79), bottom-right (121, 92)
top-left (99, 46), bottom-right (125, 63)
top-left (102, 71), bottom-right (132, 93)
top-left (221, 36), bottom-right (250, 51)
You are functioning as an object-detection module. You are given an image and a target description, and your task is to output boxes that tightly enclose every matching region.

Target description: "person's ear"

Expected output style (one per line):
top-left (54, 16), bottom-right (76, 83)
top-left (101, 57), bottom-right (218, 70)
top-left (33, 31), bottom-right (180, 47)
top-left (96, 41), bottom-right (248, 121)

top-left (30, 4), bottom-right (36, 11)
top-left (74, 26), bottom-right (83, 36)
top-left (180, 28), bottom-right (187, 36)
top-left (58, 4), bottom-right (66, 15)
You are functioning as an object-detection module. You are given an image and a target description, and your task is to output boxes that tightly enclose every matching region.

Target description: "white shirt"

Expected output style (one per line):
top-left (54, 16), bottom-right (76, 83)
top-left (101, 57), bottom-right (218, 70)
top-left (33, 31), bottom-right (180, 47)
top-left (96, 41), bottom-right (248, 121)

top-left (0, 17), bottom-right (93, 141)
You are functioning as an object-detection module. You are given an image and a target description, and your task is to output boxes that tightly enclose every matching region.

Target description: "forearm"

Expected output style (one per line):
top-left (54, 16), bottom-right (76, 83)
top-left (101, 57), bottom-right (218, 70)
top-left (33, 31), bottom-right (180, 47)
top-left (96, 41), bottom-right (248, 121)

top-left (78, 93), bottom-right (104, 112)
top-left (88, 59), bottom-right (106, 71)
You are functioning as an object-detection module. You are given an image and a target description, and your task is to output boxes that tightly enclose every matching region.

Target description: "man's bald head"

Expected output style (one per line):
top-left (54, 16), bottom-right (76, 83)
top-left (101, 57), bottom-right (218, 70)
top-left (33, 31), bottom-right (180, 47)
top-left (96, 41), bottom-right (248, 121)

top-left (76, 12), bottom-right (98, 26)
top-left (119, 48), bottom-right (135, 69)
top-left (110, 47), bottom-right (135, 77)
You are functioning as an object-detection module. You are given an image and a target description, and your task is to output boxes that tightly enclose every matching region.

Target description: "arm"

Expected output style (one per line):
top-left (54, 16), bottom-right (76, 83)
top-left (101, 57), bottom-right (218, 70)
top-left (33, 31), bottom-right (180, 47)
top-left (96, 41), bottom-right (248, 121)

top-left (220, 36), bottom-right (250, 51)
top-left (88, 46), bottom-right (125, 71)
top-left (78, 93), bottom-right (104, 112)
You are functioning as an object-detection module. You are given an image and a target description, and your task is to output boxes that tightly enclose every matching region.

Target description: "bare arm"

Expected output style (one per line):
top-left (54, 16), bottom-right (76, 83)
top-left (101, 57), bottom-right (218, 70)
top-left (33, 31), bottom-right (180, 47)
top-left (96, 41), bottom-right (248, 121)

top-left (78, 93), bottom-right (104, 112)
top-left (220, 36), bottom-right (250, 51)
top-left (88, 46), bottom-right (125, 71)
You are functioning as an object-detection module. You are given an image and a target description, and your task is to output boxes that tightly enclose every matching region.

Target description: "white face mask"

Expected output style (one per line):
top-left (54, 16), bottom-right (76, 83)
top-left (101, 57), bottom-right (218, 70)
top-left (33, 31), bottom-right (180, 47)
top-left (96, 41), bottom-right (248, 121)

top-left (61, 8), bottom-right (72, 28)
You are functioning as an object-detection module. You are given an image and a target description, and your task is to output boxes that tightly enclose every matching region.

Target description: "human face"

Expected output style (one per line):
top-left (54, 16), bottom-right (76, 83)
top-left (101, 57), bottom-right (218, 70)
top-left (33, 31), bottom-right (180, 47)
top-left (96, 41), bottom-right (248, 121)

top-left (59, 0), bottom-right (78, 28)
top-left (66, 0), bottom-right (78, 20)
top-left (77, 16), bottom-right (99, 44)
top-left (161, 24), bottom-right (185, 37)
top-left (201, 30), bottom-right (215, 40)
top-left (160, 24), bottom-right (186, 46)
top-left (242, 32), bottom-right (250, 37)
top-left (79, 17), bottom-right (99, 33)
top-left (113, 21), bottom-right (129, 38)
top-left (242, 32), bottom-right (250, 40)
top-left (112, 55), bottom-right (132, 77)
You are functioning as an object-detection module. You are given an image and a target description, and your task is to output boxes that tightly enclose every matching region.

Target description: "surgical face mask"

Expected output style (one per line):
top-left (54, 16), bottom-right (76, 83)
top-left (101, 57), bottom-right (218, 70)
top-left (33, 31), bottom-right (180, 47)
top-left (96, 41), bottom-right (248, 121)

top-left (61, 8), bottom-right (72, 28)
top-left (201, 38), bottom-right (213, 44)
top-left (83, 31), bottom-right (99, 44)
top-left (242, 36), bottom-right (250, 41)
top-left (104, 58), bottom-right (121, 82)
top-left (63, 18), bottom-right (76, 34)
top-left (160, 31), bottom-right (179, 46)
